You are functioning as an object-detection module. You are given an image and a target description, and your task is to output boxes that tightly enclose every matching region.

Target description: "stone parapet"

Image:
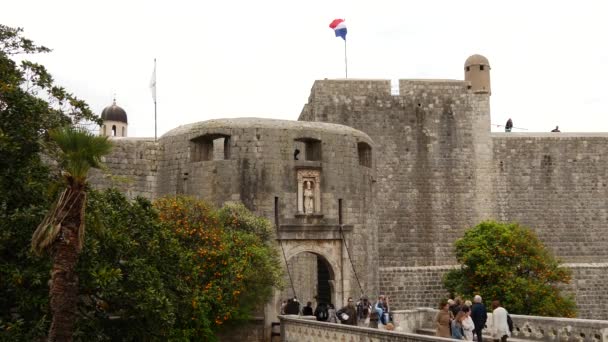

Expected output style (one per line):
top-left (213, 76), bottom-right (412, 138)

top-left (393, 308), bottom-right (608, 342)
top-left (279, 315), bottom-right (453, 342)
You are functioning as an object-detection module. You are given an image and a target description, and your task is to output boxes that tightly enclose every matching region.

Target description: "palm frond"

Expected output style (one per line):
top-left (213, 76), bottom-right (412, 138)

top-left (50, 127), bottom-right (112, 183)
top-left (32, 189), bottom-right (68, 255)
top-left (32, 188), bottom-right (87, 255)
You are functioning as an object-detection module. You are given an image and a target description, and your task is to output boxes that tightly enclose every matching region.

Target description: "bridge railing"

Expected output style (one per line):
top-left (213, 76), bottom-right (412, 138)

top-left (278, 314), bottom-right (452, 342)
top-left (392, 308), bottom-right (608, 342)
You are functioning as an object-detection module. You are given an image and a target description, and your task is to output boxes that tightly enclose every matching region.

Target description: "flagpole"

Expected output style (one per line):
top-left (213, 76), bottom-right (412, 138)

top-left (154, 58), bottom-right (157, 142)
top-left (344, 39), bottom-right (348, 79)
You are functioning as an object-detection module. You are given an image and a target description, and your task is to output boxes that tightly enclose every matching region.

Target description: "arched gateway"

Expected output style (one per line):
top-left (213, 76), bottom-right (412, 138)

top-left (279, 239), bottom-right (344, 310)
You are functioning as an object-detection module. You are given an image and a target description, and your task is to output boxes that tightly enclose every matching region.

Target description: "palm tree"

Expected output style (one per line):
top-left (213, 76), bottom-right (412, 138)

top-left (32, 127), bottom-right (112, 341)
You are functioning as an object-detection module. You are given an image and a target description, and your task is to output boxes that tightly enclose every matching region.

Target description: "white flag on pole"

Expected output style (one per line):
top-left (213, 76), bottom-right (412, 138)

top-left (149, 59), bottom-right (156, 102)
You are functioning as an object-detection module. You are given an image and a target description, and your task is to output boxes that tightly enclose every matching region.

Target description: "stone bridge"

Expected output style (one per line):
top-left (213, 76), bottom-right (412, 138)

top-left (278, 309), bottom-right (608, 342)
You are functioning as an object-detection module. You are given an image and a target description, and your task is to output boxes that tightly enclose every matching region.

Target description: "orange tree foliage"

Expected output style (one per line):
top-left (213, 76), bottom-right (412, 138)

top-left (444, 221), bottom-right (576, 317)
top-left (154, 196), bottom-right (282, 339)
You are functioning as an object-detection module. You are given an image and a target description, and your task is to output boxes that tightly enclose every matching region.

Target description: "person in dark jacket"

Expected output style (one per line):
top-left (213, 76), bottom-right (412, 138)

top-left (450, 297), bottom-right (463, 318)
top-left (471, 295), bottom-right (488, 342)
top-left (302, 301), bottom-right (313, 316)
top-left (505, 118), bottom-right (513, 132)
top-left (284, 297), bottom-right (300, 315)
top-left (314, 302), bottom-right (329, 321)
top-left (336, 297), bottom-right (358, 326)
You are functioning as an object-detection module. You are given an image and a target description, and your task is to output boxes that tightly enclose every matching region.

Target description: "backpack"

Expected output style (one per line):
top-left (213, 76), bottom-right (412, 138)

top-left (316, 307), bottom-right (328, 321)
top-left (507, 314), bottom-right (514, 333)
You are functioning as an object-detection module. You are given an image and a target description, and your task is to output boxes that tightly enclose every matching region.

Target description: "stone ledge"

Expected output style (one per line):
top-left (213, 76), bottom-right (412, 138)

top-left (380, 265), bottom-right (460, 272)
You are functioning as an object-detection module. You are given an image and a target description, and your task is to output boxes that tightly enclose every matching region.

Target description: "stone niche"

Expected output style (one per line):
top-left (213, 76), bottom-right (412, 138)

top-left (296, 169), bottom-right (321, 215)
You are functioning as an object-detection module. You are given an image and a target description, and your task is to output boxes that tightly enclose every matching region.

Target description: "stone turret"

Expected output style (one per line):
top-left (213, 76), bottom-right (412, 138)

top-left (464, 54), bottom-right (491, 95)
top-left (100, 99), bottom-right (128, 137)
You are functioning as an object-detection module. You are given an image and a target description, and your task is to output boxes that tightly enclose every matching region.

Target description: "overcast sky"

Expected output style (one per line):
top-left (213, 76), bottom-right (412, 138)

top-left (3, 0), bottom-right (607, 137)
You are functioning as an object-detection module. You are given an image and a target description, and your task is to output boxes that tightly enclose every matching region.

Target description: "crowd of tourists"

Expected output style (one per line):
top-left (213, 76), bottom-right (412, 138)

top-left (280, 294), bottom-right (395, 330)
top-left (280, 294), bottom-right (513, 341)
top-left (435, 295), bottom-right (512, 341)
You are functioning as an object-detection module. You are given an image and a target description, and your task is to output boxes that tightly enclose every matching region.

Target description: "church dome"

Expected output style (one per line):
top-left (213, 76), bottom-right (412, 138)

top-left (101, 100), bottom-right (128, 124)
top-left (464, 54), bottom-right (490, 67)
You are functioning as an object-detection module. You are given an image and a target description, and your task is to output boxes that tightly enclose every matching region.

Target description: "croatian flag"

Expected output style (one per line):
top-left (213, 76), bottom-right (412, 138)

top-left (329, 19), bottom-right (347, 40)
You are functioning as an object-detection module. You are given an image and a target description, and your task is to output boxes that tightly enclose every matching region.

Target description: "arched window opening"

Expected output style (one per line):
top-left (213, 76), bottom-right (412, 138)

top-left (357, 142), bottom-right (372, 167)
top-left (190, 133), bottom-right (231, 162)
top-left (122, 127), bottom-right (125, 137)
top-left (112, 125), bottom-right (116, 136)
top-left (294, 138), bottom-right (321, 161)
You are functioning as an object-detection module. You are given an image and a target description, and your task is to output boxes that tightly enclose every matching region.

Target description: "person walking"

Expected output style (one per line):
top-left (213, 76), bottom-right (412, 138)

top-left (435, 299), bottom-right (451, 338)
top-left (284, 298), bottom-right (300, 315)
top-left (314, 302), bottom-right (329, 321)
top-left (491, 300), bottom-right (510, 342)
top-left (302, 301), bottom-right (313, 316)
top-left (356, 296), bottom-right (371, 327)
top-left (327, 304), bottom-right (337, 323)
top-left (471, 295), bottom-right (488, 342)
top-left (374, 295), bottom-right (384, 329)
top-left (369, 296), bottom-right (380, 328)
top-left (450, 297), bottom-right (463, 318)
top-left (451, 310), bottom-right (466, 340)
top-left (461, 306), bottom-right (475, 341)
top-left (337, 297), bottom-right (358, 326)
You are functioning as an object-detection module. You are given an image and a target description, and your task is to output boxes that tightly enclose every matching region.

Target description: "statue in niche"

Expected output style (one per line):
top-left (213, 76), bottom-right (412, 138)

top-left (304, 180), bottom-right (314, 214)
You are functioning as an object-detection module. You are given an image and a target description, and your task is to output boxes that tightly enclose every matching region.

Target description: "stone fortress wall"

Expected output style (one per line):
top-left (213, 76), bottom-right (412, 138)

top-left (90, 138), bottom-right (160, 199)
top-left (158, 118), bottom-right (379, 303)
top-left (89, 57), bottom-right (608, 324)
top-left (300, 79), bottom-right (494, 268)
top-left (299, 79), bottom-right (608, 319)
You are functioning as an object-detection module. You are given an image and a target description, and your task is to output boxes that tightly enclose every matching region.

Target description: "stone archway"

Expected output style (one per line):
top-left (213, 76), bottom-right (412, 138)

top-left (281, 239), bottom-right (343, 308)
top-left (280, 251), bottom-right (335, 309)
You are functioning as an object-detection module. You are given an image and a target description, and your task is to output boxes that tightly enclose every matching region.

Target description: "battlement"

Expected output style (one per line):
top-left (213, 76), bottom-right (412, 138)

top-left (308, 78), bottom-right (471, 98)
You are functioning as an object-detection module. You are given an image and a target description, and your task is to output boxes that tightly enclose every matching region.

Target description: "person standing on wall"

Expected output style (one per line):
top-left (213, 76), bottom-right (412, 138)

top-left (505, 118), bottom-right (513, 132)
top-left (471, 295), bottom-right (488, 342)
top-left (491, 300), bottom-right (510, 342)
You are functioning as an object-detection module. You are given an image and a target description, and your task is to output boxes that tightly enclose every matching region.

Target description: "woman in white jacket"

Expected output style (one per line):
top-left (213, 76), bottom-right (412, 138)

top-left (461, 305), bottom-right (475, 341)
top-left (491, 300), bottom-right (510, 342)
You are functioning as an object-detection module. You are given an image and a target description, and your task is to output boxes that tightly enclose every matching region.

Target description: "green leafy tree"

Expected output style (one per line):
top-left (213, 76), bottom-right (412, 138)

top-left (31, 128), bottom-right (112, 341)
top-left (0, 25), bottom-right (100, 340)
top-left (56, 191), bottom-right (281, 341)
top-left (154, 197), bottom-right (283, 340)
top-left (444, 221), bottom-right (576, 317)
top-left (75, 189), bottom-right (184, 340)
